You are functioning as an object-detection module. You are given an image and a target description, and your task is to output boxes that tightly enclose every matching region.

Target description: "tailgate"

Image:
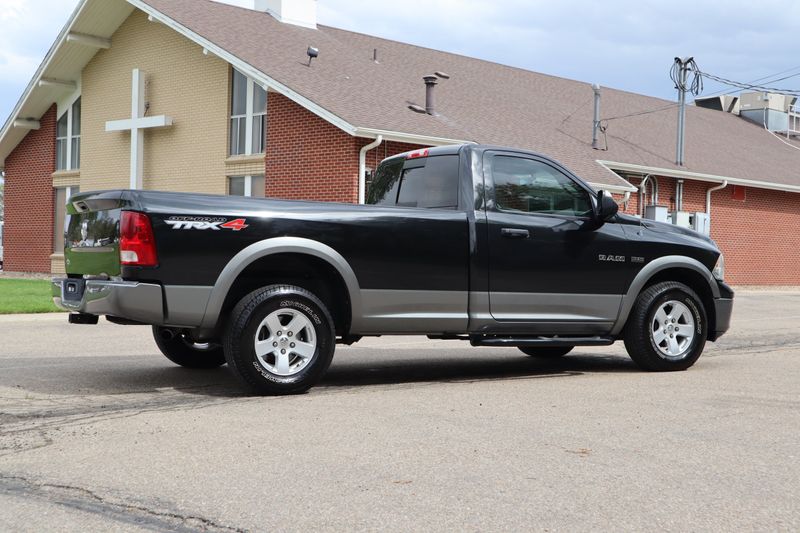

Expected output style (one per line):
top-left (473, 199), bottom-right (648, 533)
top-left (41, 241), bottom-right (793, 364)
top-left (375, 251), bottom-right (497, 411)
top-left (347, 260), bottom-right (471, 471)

top-left (64, 191), bottom-right (127, 277)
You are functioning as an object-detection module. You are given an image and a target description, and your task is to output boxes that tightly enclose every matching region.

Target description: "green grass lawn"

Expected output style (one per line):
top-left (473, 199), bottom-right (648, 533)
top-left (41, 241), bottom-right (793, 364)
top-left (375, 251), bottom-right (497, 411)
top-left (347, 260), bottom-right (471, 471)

top-left (0, 279), bottom-right (63, 314)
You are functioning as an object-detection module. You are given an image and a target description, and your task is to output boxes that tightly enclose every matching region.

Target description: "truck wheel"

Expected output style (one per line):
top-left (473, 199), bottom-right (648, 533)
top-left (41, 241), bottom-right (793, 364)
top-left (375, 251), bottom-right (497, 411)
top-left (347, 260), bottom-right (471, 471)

top-left (152, 327), bottom-right (226, 369)
top-left (223, 285), bottom-right (335, 395)
top-left (623, 281), bottom-right (707, 371)
top-left (519, 346), bottom-right (573, 358)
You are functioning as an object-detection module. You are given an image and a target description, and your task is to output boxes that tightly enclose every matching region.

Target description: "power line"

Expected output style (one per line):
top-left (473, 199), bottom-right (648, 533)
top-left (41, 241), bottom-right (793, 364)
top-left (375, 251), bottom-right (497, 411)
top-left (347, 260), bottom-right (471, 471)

top-left (699, 71), bottom-right (800, 96)
top-left (601, 103), bottom-right (679, 122)
top-left (560, 98), bottom-right (592, 125)
top-left (691, 67), bottom-right (800, 102)
top-left (600, 65), bottom-right (800, 122)
top-left (601, 66), bottom-right (800, 122)
top-left (704, 65), bottom-right (800, 96)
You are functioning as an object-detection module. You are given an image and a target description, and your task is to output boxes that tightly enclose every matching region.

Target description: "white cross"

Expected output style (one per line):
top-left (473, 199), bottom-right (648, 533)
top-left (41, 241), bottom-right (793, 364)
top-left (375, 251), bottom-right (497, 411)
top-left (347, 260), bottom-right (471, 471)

top-left (106, 69), bottom-right (173, 189)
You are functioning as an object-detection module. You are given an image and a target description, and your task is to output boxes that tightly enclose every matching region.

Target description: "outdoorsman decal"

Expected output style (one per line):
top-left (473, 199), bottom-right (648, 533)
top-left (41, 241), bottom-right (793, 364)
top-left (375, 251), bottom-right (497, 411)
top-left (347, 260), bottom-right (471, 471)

top-left (165, 216), bottom-right (249, 231)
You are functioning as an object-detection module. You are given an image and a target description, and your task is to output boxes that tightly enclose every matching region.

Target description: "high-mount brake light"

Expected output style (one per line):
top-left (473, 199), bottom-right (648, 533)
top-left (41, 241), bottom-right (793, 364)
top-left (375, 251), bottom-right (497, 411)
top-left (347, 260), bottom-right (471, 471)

top-left (406, 148), bottom-right (429, 159)
top-left (120, 211), bottom-right (158, 267)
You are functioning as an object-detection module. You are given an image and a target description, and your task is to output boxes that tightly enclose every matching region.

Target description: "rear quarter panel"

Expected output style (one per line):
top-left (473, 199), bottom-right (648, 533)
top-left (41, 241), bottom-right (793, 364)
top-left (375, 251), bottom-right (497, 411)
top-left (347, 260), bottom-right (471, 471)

top-left (123, 192), bottom-right (470, 293)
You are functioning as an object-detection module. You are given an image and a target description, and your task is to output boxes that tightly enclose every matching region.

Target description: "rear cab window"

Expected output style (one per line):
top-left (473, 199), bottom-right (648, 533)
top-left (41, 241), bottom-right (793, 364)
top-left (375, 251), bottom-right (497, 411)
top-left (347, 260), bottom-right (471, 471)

top-left (367, 154), bottom-right (459, 209)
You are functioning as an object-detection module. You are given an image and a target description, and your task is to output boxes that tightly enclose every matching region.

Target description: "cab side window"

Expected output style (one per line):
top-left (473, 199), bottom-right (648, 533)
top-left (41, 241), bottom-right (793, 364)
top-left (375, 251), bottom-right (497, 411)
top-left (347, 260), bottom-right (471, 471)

top-left (367, 155), bottom-right (459, 209)
top-left (492, 156), bottom-right (592, 217)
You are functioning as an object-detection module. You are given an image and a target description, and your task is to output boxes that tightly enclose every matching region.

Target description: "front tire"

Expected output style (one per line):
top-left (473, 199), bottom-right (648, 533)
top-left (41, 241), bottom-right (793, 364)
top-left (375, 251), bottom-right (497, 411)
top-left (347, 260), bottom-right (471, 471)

top-left (223, 285), bottom-right (335, 395)
top-left (623, 281), bottom-right (707, 371)
top-left (519, 346), bottom-right (573, 358)
top-left (152, 327), bottom-right (226, 368)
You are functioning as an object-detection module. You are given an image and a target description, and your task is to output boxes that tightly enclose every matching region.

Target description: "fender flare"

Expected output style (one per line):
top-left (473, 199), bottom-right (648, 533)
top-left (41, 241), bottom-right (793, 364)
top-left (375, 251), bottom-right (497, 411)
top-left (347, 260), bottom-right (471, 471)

top-left (610, 255), bottom-right (720, 336)
top-left (200, 237), bottom-right (362, 330)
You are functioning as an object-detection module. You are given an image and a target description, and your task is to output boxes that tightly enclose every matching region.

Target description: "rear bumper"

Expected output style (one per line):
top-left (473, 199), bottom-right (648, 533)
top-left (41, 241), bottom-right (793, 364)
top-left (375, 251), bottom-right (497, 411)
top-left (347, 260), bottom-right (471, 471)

top-left (52, 278), bottom-right (164, 324)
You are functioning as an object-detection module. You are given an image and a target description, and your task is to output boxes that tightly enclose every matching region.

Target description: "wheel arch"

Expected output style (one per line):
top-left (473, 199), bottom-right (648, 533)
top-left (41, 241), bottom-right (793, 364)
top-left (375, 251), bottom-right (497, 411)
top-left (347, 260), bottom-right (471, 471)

top-left (612, 256), bottom-right (719, 337)
top-left (200, 237), bottom-right (362, 333)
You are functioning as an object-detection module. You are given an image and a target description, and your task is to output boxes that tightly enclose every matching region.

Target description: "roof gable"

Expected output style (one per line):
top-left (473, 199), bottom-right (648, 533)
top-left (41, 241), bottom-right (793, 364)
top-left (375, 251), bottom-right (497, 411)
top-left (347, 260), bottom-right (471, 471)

top-left (0, 0), bottom-right (135, 169)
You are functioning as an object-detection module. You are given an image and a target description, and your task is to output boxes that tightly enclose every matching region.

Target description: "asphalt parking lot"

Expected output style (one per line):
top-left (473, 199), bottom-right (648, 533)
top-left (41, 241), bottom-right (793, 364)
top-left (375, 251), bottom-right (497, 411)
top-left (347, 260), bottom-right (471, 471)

top-left (0, 290), bottom-right (798, 532)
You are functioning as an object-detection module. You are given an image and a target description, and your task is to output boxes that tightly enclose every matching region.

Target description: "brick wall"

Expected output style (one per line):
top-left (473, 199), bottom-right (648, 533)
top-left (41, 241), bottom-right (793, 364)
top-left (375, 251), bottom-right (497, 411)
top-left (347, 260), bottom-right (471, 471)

top-left (3, 105), bottom-right (57, 273)
top-left (617, 176), bottom-right (800, 285)
top-left (264, 93), bottom-right (424, 202)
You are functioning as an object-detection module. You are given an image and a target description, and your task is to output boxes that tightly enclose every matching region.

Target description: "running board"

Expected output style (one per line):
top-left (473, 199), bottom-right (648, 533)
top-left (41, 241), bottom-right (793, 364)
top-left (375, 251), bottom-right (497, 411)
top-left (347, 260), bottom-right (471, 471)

top-left (470, 336), bottom-right (614, 348)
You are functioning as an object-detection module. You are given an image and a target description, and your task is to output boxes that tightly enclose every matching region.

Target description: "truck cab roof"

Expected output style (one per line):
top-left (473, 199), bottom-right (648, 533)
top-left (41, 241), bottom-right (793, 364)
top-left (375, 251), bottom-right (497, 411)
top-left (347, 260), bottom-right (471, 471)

top-left (389, 144), bottom-right (555, 162)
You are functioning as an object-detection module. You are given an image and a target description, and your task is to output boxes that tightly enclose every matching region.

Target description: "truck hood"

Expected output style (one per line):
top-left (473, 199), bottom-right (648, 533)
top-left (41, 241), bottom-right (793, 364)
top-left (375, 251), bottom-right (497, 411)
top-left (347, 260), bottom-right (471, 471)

top-left (617, 213), bottom-right (719, 252)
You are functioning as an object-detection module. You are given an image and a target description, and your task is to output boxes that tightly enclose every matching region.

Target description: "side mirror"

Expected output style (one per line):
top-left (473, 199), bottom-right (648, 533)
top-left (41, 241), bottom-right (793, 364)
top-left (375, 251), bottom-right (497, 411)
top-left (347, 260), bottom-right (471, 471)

top-left (596, 190), bottom-right (619, 224)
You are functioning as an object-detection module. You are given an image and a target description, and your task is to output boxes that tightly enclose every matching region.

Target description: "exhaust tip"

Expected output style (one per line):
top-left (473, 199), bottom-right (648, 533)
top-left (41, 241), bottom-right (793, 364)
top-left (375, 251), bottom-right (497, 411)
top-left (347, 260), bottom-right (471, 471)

top-left (68, 313), bottom-right (99, 325)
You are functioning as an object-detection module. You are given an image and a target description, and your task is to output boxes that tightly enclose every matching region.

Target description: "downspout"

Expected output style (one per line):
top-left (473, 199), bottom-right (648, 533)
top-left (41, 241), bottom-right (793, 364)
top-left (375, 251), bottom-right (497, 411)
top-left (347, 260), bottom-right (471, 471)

top-left (638, 174), bottom-right (652, 216)
top-left (358, 135), bottom-right (383, 204)
top-left (706, 180), bottom-right (728, 217)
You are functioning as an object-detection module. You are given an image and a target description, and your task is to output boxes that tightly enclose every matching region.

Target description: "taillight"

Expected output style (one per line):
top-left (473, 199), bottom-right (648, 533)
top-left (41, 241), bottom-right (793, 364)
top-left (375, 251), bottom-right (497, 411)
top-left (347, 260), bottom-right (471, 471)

top-left (120, 211), bottom-right (158, 267)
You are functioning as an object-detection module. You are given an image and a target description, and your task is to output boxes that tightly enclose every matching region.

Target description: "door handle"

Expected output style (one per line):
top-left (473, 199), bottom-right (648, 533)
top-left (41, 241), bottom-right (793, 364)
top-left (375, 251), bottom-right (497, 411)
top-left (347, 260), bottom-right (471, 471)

top-left (501, 228), bottom-right (530, 239)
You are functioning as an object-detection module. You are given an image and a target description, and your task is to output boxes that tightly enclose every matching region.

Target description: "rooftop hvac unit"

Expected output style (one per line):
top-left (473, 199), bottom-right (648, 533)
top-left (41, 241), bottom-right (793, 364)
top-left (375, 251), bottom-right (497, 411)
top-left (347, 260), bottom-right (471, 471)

top-left (644, 205), bottom-right (669, 223)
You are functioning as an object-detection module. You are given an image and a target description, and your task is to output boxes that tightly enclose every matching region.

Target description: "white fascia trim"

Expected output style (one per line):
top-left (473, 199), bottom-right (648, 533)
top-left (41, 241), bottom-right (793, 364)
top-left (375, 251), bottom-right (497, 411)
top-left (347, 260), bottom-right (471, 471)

top-left (586, 182), bottom-right (637, 194)
top-left (126, 0), bottom-right (356, 137)
top-left (354, 127), bottom-right (473, 147)
top-left (593, 161), bottom-right (637, 193)
top-left (598, 160), bottom-right (800, 194)
top-left (0, 0), bottom-right (90, 149)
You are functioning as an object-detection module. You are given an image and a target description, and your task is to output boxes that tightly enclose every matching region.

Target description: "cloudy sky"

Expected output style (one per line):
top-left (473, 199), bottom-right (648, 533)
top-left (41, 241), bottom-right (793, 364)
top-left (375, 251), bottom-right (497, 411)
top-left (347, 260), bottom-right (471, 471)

top-left (2, 0), bottom-right (800, 123)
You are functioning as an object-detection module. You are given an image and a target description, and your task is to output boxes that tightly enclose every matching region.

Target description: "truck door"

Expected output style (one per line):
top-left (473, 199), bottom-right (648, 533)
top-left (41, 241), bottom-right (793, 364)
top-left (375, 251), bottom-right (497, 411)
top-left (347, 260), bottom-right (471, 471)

top-left (483, 151), bottom-right (632, 335)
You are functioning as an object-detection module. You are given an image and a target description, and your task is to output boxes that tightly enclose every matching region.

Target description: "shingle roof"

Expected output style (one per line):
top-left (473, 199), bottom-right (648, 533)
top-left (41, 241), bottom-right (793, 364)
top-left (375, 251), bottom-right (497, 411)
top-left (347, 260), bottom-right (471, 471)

top-left (7, 0), bottom-right (800, 192)
top-left (143, 0), bottom-right (800, 192)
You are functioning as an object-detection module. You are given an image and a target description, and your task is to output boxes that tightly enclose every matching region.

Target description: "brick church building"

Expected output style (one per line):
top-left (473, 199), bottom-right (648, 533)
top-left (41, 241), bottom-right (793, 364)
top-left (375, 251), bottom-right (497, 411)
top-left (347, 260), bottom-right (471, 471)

top-left (1, 0), bottom-right (799, 284)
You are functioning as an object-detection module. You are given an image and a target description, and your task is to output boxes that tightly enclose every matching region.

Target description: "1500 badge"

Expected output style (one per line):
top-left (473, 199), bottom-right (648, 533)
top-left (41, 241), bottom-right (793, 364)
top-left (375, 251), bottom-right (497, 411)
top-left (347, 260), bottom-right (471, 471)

top-left (165, 216), bottom-right (248, 231)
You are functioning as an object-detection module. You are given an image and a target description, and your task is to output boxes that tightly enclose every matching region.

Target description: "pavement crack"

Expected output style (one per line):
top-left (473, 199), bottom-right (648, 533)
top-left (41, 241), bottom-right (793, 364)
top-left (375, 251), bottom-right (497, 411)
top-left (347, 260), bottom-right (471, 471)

top-left (0, 473), bottom-right (246, 532)
top-left (0, 394), bottom-right (243, 458)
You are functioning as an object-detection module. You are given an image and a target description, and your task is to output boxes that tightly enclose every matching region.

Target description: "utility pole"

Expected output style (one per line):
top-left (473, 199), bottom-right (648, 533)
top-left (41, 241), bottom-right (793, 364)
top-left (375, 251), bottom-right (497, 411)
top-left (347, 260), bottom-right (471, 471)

top-left (674, 57), bottom-right (693, 166)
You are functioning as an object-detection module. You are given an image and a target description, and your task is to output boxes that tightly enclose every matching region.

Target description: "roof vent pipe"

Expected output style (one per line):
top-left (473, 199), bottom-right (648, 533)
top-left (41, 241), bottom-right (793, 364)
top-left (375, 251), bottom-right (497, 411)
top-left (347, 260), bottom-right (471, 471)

top-left (592, 84), bottom-right (601, 150)
top-left (424, 75), bottom-right (438, 115)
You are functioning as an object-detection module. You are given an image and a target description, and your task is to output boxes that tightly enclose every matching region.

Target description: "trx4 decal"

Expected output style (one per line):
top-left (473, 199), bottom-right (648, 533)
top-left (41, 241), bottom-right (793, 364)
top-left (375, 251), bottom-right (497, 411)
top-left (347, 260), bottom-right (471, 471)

top-left (220, 219), bottom-right (249, 231)
top-left (166, 216), bottom-right (249, 231)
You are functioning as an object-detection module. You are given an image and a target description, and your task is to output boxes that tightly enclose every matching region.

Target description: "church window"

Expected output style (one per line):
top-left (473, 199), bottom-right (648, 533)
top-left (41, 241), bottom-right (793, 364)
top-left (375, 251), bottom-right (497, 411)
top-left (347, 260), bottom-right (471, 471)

top-left (230, 69), bottom-right (267, 156)
top-left (55, 98), bottom-right (81, 171)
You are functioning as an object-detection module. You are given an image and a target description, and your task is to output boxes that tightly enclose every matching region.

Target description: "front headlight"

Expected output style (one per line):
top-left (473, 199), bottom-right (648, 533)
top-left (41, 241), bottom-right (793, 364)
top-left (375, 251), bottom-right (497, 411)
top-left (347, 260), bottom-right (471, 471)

top-left (712, 254), bottom-right (725, 281)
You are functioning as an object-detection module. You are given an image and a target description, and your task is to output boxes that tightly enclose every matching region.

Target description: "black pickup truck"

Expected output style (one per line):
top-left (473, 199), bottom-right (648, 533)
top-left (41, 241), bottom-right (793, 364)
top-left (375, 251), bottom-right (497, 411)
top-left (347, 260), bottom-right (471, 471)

top-left (54, 144), bottom-right (733, 394)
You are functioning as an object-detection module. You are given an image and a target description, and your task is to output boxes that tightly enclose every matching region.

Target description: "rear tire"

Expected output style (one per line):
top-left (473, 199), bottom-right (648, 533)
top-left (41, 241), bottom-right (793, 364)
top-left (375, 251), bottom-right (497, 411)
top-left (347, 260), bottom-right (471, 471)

top-left (223, 285), bottom-right (335, 395)
top-left (623, 281), bottom-right (707, 371)
top-left (152, 327), bottom-right (226, 369)
top-left (519, 346), bottom-right (573, 358)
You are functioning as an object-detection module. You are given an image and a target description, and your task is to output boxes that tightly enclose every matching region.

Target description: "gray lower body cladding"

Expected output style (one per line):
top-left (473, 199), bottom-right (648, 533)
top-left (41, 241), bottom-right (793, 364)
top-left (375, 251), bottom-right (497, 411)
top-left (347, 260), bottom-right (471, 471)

top-left (52, 279), bottom-right (732, 342)
top-left (52, 279), bottom-right (164, 324)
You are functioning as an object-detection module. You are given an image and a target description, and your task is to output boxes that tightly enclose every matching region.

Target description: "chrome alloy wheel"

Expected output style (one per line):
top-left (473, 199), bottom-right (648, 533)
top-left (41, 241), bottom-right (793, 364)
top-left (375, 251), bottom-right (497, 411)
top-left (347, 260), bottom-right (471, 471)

top-left (254, 308), bottom-right (317, 376)
top-left (651, 300), bottom-right (696, 359)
